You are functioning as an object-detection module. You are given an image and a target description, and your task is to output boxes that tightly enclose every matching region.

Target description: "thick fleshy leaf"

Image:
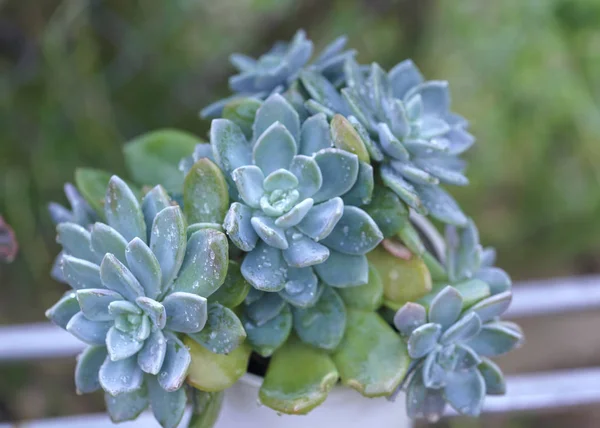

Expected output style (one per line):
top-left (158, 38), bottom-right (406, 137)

top-left (406, 369), bottom-right (446, 421)
top-left (440, 312), bottom-right (482, 345)
top-left (429, 286), bottom-right (463, 330)
top-left (100, 254), bottom-right (145, 302)
top-left (289, 155), bottom-right (322, 200)
top-left (390, 160), bottom-right (438, 185)
top-left (98, 355), bottom-right (144, 395)
top-left (106, 327), bottom-right (144, 361)
top-left (251, 216), bottom-right (289, 250)
top-left (162, 292), bottom-right (208, 334)
top-left (56, 223), bottom-right (99, 263)
top-left (104, 176), bottom-right (146, 243)
top-left (478, 357), bottom-right (506, 395)
top-left (253, 94), bottom-right (301, 143)
top-left (377, 123), bottom-right (409, 160)
top-left (296, 197), bottom-right (343, 241)
top-left (74, 168), bottom-right (113, 218)
top-left (279, 267), bottom-right (320, 308)
top-left (453, 344), bottom-right (482, 371)
top-left (189, 390), bottom-right (224, 428)
top-left (337, 263), bottom-right (384, 311)
top-left (223, 202), bottom-right (258, 252)
top-left (241, 242), bottom-right (286, 292)
top-left (333, 310), bottom-right (410, 397)
top-left (467, 291), bottom-right (512, 323)
top-left (184, 158), bottom-right (230, 224)
top-left (259, 337), bottom-right (339, 415)
top-left (311, 149), bottom-right (359, 203)
top-left (188, 303), bottom-right (246, 354)
top-left (394, 302), bottom-right (427, 336)
top-left (66, 312), bottom-right (111, 345)
top-left (90, 223), bottom-right (127, 265)
top-left (210, 119), bottom-right (251, 176)
top-left (453, 279), bottom-right (491, 309)
top-left (186, 338), bottom-right (251, 391)
top-left (245, 292), bottom-right (286, 326)
top-left (364, 186), bottom-right (408, 238)
top-left (105, 385), bottom-right (149, 423)
top-left (389, 59), bottom-right (424, 99)
top-left (46, 292), bottom-right (79, 329)
top-left (253, 122), bottom-right (297, 176)
top-left (243, 304), bottom-right (292, 357)
top-left (414, 183), bottom-right (467, 226)
top-left (158, 334), bottom-right (191, 391)
top-left (321, 206), bottom-right (383, 256)
top-left (172, 229), bottom-right (228, 297)
top-left (314, 250), bottom-right (369, 287)
top-left (292, 286), bottom-right (346, 351)
top-left (423, 350), bottom-right (446, 388)
top-left (125, 238), bottom-right (162, 300)
top-left (75, 346), bottom-right (107, 394)
top-left (275, 198), bottom-right (314, 228)
top-left (124, 129), bottom-right (199, 194)
top-left (475, 267), bottom-right (511, 295)
top-left (263, 169), bottom-right (298, 192)
top-left (108, 300), bottom-right (142, 317)
top-left (76, 289), bottom-right (122, 322)
top-left (467, 322), bottom-right (523, 357)
top-left (231, 166), bottom-right (264, 208)
top-left (380, 164), bottom-right (422, 211)
top-left (222, 97), bottom-right (262, 138)
top-left (300, 69), bottom-right (348, 114)
top-left (136, 297), bottom-right (166, 329)
top-left (147, 376), bottom-right (187, 428)
top-left (299, 113), bottom-right (331, 156)
top-left (330, 114), bottom-right (369, 163)
top-left (137, 328), bottom-right (167, 375)
top-left (407, 81), bottom-right (450, 116)
top-left (407, 323), bottom-right (441, 359)
top-left (141, 185), bottom-right (171, 237)
top-left (210, 260), bottom-right (250, 308)
top-left (443, 369), bottom-right (486, 417)
top-left (342, 161), bottom-right (374, 206)
top-left (282, 233), bottom-right (329, 268)
top-left (61, 255), bottom-right (103, 290)
top-left (449, 219), bottom-right (480, 281)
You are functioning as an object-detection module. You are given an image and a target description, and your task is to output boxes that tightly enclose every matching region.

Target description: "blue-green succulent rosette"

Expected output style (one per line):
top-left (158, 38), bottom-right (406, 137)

top-left (210, 93), bottom-right (384, 352)
top-left (201, 30), bottom-right (354, 118)
top-left (46, 176), bottom-right (240, 428)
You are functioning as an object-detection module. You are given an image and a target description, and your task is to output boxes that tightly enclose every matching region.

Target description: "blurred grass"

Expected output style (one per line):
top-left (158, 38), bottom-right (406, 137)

top-left (1, 0), bottom-right (600, 424)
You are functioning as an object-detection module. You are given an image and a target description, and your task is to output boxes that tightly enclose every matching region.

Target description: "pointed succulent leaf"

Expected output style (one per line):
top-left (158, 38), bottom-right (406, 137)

top-left (377, 123), bottom-right (410, 160)
top-left (105, 385), bottom-right (149, 423)
top-left (388, 59), bottom-right (424, 98)
top-left (222, 97), bottom-right (261, 138)
top-left (330, 114), bottom-right (369, 162)
top-left (333, 310), bottom-right (410, 397)
top-left (251, 216), bottom-right (289, 250)
top-left (311, 149), bottom-right (359, 203)
top-left (296, 197), bottom-right (343, 241)
top-left (241, 242), bottom-right (286, 291)
top-left (135, 297), bottom-right (166, 329)
top-left (74, 168), bottom-right (113, 217)
top-left (185, 338), bottom-right (251, 391)
top-left (100, 254), bottom-right (145, 302)
top-left (292, 286), bottom-right (346, 351)
top-left (259, 337), bottom-right (339, 415)
top-left (187, 303), bottom-right (246, 355)
top-left (336, 264), bottom-right (383, 311)
top-left (223, 202), bottom-right (258, 252)
top-left (300, 69), bottom-right (348, 114)
top-left (394, 302), bottom-right (427, 336)
top-left (406, 81), bottom-right (450, 116)
top-left (467, 291), bottom-right (512, 323)
top-left (66, 312), bottom-right (111, 345)
top-left (314, 250), bottom-right (369, 287)
top-left (61, 255), bottom-right (103, 290)
top-left (46, 292), bottom-right (79, 329)
top-left (76, 289), bottom-right (122, 322)
top-left (157, 334), bottom-right (191, 391)
top-left (275, 198), bottom-right (314, 228)
top-left (98, 354), bottom-right (144, 395)
top-left (243, 304), bottom-right (292, 357)
top-left (210, 260), bottom-right (250, 308)
top-left (480, 247), bottom-right (497, 267)
top-left (478, 357), bottom-right (506, 395)
top-left (282, 233), bottom-right (329, 268)
top-left (123, 239), bottom-right (161, 301)
top-left (245, 292), bottom-right (286, 326)
top-left (124, 129), bottom-right (199, 194)
top-left (279, 267), bottom-right (320, 308)
top-left (109, 300), bottom-right (141, 317)
top-left (288, 155), bottom-right (322, 200)
top-left (440, 312), bottom-right (482, 345)
top-left (184, 158), bottom-right (230, 224)
top-left (453, 279), bottom-right (491, 309)
top-left (253, 122), bottom-right (297, 175)
top-left (452, 219), bottom-right (481, 280)
top-left (210, 119), bottom-right (251, 176)
top-left (429, 286), bottom-right (463, 330)
top-left (321, 206), bottom-right (383, 256)
top-left (364, 186), bottom-right (408, 238)
top-left (407, 323), bottom-right (442, 359)
top-left (90, 223), bottom-right (127, 265)
top-left (141, 185), bottom-right (171, 236)
top-left (414, 184), bottom-right (467, 226)
top-left (406, 370), bottom-right (446, 421)
top-left (104, 176), bottom-right (146, 243)
top-left (390, 161), bottom-right (438, 185)
top-left (231, 166), bottom-right (264, 208)
top-left (56, 223), bottom-right (99, 263)
top-left (147, 376), bottom-right (187, 428)
top-left (106, 327), bottom-right (144, 361)
top-left (467, 322), bottom-right (523, 357)
top-left (299, 113), bottom-right (331, 156)
top-left (443, 369), bottom-right (486, 417)
top-left (342, 161), bottom-right (374, 206)
top-left (454, 344), bottom-right (482, 371)
top-left (187, 223), bottom-right (223, 237)
top-left (162, 292), bottom-right (208, 334)
top-left (137, 328), bottom-right (167, 375)
top-left (398, 222), bottom-right (426, 256)
top-left (253, 94), bottom-right (301, 143)
top-left (75, 345), bottom-right (107, 394)
top-left (380, 164), bottom-right (423, 211)
top-left (475, 267), bottom-right (512, 295)
top-left (423, 350), bottom-right (446, 388)
top-left (172, 229), bottom-right (228, 297)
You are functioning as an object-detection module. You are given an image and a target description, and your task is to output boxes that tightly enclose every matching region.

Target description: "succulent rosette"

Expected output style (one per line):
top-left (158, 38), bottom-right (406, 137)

top-left (46, 176), bottom-right (237, 428)
top-left (201, 30), bottom-right (354, 118)
top-left (393, 285), bottom-right (523, 420)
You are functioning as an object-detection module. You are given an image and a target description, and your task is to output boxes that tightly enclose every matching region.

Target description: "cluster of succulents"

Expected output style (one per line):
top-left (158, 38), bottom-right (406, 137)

top-left (46, 30), bottom-right (522, 427)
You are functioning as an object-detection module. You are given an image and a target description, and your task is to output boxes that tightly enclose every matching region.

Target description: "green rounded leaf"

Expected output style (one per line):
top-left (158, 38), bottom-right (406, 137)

top-left (74, 168), bottom-right (113, 218)
top-left (223, 98), bottom-right (261, 139)
top-left (244, 305), bottom-right (293, 357)
top-left (330, 114), bottom-right (370, 163)
top-left (187, 303), bottom-right (246, 354)
top-left (184, 158), bottom-right (230, 224)
top-left (364, 186), bottom-right (409, 238)
top-left (337, 263), bottom-right (384, 311)
top-left (189, 390), bottom-right (225, 428)
top-left (210, 260), bottom-right (250, 308)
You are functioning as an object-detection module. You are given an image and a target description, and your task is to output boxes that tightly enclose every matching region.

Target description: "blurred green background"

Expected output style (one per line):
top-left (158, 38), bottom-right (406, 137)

top-left (1, 0), bottom-right (600, 426)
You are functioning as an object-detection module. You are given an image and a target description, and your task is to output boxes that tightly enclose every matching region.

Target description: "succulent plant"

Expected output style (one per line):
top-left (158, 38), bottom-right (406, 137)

top-left (393, 285), bottom-right (523, 420)
top-left (201, 30), bottom-right (354, 118)
top-left (46, 176), bottom-right (239, 428)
